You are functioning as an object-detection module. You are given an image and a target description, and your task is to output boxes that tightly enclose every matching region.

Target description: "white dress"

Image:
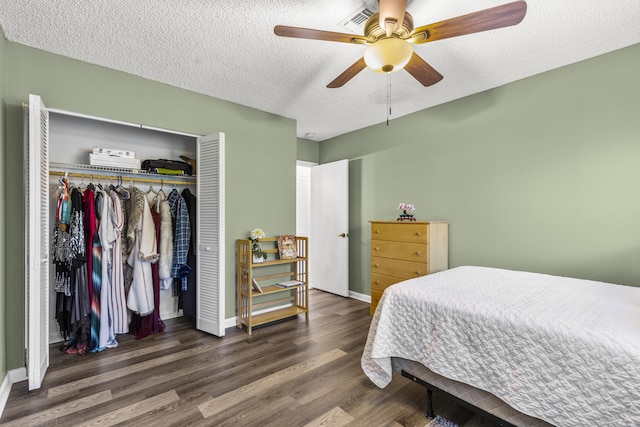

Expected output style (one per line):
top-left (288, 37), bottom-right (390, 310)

top-left (96, 188), bottom-right (117, 348)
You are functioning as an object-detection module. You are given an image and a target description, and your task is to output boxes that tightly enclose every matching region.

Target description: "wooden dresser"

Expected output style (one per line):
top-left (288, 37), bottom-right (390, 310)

top-left (369, 221), bottom-right (448, 315)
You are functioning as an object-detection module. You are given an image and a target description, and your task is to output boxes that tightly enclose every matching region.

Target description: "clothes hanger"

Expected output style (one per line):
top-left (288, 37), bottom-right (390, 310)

top-left (157, 179), bottom-right (167, 200)
top-left (114, 176), bottom-right (130, 199)
top-left (146, 183), bottom-right (158, 197)
top-left (78, 174), bottom-right (87, 191)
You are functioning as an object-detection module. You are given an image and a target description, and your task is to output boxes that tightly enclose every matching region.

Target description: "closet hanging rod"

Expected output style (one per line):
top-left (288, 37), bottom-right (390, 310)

top-left (49, 171), bottom-right (195, 186)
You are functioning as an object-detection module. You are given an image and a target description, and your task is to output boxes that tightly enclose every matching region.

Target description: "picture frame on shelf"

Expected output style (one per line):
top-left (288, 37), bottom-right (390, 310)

top-left (252, 278), bottom-right (263, 293)
top-left (276, 235), bottom-right (297, 259)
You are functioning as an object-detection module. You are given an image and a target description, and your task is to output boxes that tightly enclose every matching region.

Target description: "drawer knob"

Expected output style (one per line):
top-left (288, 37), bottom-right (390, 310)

top-left (375, 280), bottom-right (380, 284)
top-left (375, 263), bottom-right (380, 267)
top-left (416, 232), bottom-right (421, 236)
top-left (374, 247), bottom-right (379, 251)
top-left (415, 251), bottom-right (421, 255)
top-left (416, 271), bottom-right (421, 275)
top-left (374, 230), bottom-right (379, 234)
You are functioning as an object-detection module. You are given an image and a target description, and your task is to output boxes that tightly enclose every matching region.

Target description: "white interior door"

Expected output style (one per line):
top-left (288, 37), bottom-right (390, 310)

top-left (196, 132), bottom-right (225, 336)
top-left (310, 159), bottom-right (349, 297)
top-left (26, 94), bottom-right (50, 390)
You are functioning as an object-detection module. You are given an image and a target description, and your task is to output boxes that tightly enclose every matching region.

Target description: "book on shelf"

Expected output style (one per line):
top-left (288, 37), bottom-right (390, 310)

top-left (252, 278), bottom-right (263, 293)
top-left (276, 235), bottom-right (297, 259)
top-left (276, 280), bottom-right (304, 288)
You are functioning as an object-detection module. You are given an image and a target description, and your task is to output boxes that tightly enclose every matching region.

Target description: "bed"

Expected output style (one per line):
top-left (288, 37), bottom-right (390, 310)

top-left (361, 266), bottom-right (640, 426)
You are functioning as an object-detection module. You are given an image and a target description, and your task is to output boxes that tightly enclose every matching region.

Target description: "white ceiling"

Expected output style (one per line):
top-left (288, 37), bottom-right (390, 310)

top-left (0, 1), bottom-right (638, 141)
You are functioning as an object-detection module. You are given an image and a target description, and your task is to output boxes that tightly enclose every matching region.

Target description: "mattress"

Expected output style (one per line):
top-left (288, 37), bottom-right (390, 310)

top-left (361, 266), bottom-right (640, 426)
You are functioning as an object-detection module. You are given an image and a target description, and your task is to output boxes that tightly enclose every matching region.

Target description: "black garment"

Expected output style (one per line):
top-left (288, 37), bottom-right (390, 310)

top-left (181, 188), bottom-right (197, 320)
top-left (55, 187), bottom-right (87, 341)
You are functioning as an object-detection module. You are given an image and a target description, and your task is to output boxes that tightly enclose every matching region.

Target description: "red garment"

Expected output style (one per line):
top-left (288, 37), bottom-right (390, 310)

top-left (83, 188), bottom-right (96, 302)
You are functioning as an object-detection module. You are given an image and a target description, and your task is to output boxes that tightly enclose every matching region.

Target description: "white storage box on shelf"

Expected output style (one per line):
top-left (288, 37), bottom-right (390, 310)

top-left (92, 147), bottom-right (136, 159)
top-left (89, 146), bottom-right (141, 169)
top-left (89, 154), bottom-right (142, 169)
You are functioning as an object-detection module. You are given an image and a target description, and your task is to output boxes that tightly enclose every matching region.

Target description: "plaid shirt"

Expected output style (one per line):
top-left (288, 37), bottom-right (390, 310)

top-left (168, 189), bottom-right (192, 290)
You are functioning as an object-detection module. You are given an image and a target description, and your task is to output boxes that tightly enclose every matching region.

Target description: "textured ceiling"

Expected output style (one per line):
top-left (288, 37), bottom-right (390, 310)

top-left (0, 0), bottom-right (638, 141)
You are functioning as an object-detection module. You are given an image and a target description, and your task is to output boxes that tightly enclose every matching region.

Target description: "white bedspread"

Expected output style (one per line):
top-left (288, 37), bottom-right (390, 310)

top-left (361, 266), bottom-right (640, 426)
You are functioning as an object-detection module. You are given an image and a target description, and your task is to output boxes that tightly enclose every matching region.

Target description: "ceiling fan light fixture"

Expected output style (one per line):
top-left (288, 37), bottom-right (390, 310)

top-left (363, 37), bottom-right (413, 73)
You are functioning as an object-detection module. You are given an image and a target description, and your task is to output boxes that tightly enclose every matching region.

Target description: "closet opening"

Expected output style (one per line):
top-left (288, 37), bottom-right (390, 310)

top-left (25, 94), bottom-right (225, 390)
top-left (47, 111), bottom-right (199, 346)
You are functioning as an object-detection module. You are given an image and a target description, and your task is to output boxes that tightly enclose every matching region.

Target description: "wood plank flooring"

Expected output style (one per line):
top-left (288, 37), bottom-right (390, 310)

top-left (1, 290), bottom-right (499, 427)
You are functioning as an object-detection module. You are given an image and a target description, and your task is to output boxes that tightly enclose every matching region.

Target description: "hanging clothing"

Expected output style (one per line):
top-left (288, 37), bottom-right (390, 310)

top-left (52, 185), bottom-right (87, 340)
top-left (68, 187), bottom-right (87, 306)
top-left (168, 189), bottom-right (191, 291)
top-left (130, 202), bottom-right (166, 339)
top-left (65, 265), bottom-right (90, 354)
top-left (109, 191), bottom-right (128, 334)
top-left (89, 189), bottom-right (104, 352)
top-left (98, 188), bottom-right (118, 348)
top-left (83, 186), bottom-right (96, 304)
top-left (50, 175), bottom-right (200, 355)
top-left (181, 188), bottom-right (197, 318)
top-left (127, 187), bottom-right (159, 316)
top-left (158, 198), bottom-right (173, 290)
top-left (64, 188), bottom-right (90, 354)
top-left (149, 206), bottom-right (166, 334)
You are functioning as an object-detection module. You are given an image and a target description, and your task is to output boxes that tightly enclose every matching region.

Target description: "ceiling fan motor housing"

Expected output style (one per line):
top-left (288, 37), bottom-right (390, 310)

top-left (364, 12), bottom-right (414, 40)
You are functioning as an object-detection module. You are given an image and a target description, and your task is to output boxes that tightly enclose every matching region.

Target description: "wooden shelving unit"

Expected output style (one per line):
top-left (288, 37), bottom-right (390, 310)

top-left (236, 236), bottom-right (309, 334)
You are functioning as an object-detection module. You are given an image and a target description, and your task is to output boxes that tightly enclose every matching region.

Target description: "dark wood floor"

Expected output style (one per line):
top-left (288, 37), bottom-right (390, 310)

top-left (1, 290), bottom-right (498, 427)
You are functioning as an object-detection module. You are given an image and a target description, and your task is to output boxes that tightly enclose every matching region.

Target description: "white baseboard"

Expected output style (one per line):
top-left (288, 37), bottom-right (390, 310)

top-left (224, 316), bottom-right (238, 329)
top-left (160, 309), bottom-right (183, 320)
top-left (0, 367), bottom-right (27, 419)
top-left (223, 292), bottom-right (371, 330)
top-left (0, 374), bottom-right (10, 417)
top-left (223, 303), bottom-right (294, 330)
top-left (8, 367), bottom-right (26, 383)
top-left (349, 290), bottom-right (371, 303)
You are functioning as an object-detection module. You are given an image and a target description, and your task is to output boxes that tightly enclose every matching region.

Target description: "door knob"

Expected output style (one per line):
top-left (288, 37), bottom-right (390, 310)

top-left (338, 233), bottom-right (348, 238)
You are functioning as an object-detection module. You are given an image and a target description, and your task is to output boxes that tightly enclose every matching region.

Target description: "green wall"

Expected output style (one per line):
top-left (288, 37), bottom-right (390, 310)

top-left (297, 138), bottom-right (320, 163)
top-left (0, 28), bottom-right (7, 385)
top-left (321, 43), bottom-right (640, 295)
top-left (2, 41), bottom-right (297, 370)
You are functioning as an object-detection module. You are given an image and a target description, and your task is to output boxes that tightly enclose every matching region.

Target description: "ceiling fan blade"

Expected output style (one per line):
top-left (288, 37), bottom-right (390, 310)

top-left (274, 25), bottom-right (369, 44)
top-left (327, 57), bottom-right (367, 88)
top-left (404, 53), bottom-right (443, 87)
top-left (409, 1), bottom-right (527, 44)
top-left (379, 0), bottom-right (408, 36)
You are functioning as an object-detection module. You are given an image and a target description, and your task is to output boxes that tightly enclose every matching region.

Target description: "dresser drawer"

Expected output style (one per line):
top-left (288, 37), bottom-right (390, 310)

top-left (371, 256), bottom-right (428, 279)
top-left (371, 240), bottom-right (428, 263)
top-left (371, 223), bottom-right (429, 244)
top-left (371, 273), bottom-right (404, 293)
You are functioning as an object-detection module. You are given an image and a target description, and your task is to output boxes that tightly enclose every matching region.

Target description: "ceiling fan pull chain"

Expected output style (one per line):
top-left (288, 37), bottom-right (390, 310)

top-left (387, 73), bottom-right (391, 126)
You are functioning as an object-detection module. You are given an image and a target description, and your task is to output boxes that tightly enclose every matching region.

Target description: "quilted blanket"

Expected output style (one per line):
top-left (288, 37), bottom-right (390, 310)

top-left (361, 266), bottom-right (640, 426)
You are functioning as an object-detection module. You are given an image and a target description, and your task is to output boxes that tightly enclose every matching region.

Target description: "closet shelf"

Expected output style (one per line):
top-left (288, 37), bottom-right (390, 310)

top-left (49, 162), bottom-right (197, 185)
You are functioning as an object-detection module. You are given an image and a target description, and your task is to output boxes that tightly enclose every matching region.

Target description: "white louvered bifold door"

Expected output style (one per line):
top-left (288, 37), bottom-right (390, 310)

top-left (26, 94), bottom-right (50, 390)
top-left (196, 132), bottom-right (225, 336)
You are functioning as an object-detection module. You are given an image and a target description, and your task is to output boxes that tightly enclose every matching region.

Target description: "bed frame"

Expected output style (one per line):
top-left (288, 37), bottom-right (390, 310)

top-left (398, 360), bottom-right (554, 427)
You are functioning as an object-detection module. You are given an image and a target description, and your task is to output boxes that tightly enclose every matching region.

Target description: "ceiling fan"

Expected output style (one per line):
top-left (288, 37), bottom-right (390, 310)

top-left (274, 0), bottom-right (527, 88)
